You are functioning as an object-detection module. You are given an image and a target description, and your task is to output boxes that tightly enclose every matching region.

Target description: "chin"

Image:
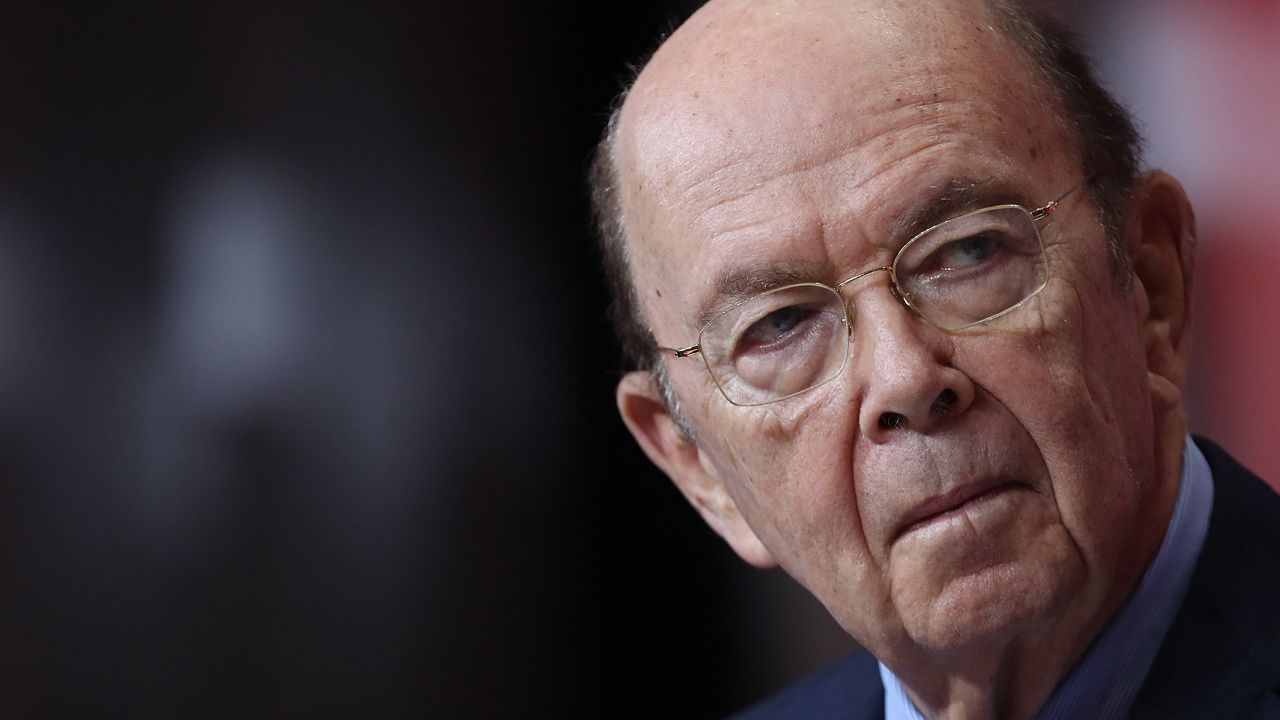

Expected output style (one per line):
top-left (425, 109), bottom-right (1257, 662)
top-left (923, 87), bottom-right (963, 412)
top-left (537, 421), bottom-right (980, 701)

top-left (900, 550), bottom-right (1085, 654)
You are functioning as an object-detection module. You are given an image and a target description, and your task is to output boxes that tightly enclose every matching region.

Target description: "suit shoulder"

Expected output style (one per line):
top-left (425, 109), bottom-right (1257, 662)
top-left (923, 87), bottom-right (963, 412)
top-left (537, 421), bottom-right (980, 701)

top-left (728, 649), bottom-right (883, 720)
top-left (1194, 436), bottom-right (1280, 600)
top-left (1132, 438), bottom-right (1280, 719)
top-left (1194, 437), bottom-right (1280, 657)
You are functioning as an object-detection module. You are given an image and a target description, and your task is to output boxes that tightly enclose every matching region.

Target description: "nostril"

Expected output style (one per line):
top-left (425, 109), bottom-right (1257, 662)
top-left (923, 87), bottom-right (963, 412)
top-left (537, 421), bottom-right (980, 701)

top-left (878, 411), bottom-right (906, 430)
top-left (931, 388), bottom-right (958, 415)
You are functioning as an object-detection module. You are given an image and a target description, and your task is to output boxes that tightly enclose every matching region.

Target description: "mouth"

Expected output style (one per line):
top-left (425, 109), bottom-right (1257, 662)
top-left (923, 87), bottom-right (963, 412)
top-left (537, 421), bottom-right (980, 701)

top-left (892, 479), bottom-right (1030, 544)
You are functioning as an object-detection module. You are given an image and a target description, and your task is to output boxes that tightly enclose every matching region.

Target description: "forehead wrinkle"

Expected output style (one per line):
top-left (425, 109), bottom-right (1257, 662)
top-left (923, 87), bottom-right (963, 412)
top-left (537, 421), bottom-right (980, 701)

top-left (652, 149), bottom-right (753, 219)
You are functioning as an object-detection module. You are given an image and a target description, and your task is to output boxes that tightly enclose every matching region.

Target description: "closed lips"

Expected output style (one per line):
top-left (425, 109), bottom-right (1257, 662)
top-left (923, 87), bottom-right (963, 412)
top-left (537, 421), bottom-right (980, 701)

top-left (893, 479), bottom-right (1028, 542)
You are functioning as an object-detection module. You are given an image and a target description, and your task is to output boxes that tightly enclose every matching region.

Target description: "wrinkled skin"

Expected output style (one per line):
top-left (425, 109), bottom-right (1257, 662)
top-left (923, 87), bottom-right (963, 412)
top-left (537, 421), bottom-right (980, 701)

top-left (612, 1), bottom-right (1196, 717)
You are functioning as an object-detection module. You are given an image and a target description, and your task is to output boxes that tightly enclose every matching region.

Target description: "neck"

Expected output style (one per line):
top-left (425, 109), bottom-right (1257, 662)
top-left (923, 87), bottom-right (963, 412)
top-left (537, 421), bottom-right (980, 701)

top-left (893, 622), bottom-right (1104, 719)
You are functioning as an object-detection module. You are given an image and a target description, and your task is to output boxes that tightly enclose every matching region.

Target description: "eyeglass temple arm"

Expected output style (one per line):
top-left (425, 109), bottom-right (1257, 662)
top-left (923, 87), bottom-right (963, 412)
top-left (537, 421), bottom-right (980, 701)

top-left (657, 344), bottom-right (701, 358)
top-left (1031, 173), bottom-right (1096, 221)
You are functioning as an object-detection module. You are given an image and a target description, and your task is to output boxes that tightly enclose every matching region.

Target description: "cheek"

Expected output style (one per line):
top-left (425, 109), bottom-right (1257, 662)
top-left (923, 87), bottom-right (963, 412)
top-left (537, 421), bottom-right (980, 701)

top-left (956, 286), bottom-right (1156, 562)
top-left (704, 395), bottom-right (875, 585)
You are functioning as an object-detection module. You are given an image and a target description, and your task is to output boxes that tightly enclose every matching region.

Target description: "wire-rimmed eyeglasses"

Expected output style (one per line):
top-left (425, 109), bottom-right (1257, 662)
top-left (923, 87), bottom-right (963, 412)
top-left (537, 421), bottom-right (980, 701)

top-left (655, 179), bottom-right (1090, 407)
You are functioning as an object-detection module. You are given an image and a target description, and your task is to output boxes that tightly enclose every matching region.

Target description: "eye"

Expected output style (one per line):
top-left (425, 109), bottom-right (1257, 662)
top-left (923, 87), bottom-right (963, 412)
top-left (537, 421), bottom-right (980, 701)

top-left (737, 305), bottom-right (819, 352)
top-left (892, 206), bottom-right (1046, 330)
top-left (927, 232), bottom-right (1005, 272)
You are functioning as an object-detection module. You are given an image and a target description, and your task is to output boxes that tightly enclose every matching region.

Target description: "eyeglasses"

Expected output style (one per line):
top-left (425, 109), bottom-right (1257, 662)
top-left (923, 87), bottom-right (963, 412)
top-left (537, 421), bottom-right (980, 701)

top-left (656, 179), bottom-right (1090, 407)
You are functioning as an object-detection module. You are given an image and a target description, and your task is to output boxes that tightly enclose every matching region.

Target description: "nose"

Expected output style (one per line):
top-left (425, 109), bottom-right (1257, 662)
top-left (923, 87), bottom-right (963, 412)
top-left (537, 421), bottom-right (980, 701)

top-left (850, 290), bottom-right (975, 442)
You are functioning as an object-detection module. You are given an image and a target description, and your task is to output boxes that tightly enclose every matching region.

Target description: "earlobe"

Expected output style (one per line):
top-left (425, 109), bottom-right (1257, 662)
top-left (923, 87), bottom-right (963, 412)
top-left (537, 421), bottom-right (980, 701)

top-left (1126, 171), bottom-right (1196, 410)
top-left (616, 371), bottom-right (776, 568)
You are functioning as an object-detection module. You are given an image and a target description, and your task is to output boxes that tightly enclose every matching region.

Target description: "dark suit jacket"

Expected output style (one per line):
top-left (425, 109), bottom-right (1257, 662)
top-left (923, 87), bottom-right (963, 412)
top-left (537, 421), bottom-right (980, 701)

top-left (731, 438), bottom-right (1280, 719)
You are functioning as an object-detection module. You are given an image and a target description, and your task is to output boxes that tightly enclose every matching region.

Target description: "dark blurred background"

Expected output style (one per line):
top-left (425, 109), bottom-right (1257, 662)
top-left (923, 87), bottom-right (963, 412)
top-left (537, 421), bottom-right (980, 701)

top-left (0, 1), bottom-right (1274, 718)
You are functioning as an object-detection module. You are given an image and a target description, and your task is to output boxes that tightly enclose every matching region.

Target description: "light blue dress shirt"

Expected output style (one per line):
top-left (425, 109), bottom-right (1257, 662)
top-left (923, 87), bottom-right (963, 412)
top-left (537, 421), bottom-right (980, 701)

top-left (880, 436), bottom-right (1214, 720)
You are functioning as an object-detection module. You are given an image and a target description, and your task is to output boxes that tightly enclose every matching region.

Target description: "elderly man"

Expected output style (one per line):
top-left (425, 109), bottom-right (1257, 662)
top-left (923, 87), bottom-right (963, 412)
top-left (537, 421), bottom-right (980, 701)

top-left (590, 0), bottom-right (1280, 718)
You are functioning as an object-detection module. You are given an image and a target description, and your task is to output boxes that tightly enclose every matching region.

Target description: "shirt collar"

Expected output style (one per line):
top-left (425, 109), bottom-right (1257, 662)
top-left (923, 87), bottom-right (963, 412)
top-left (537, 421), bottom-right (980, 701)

top-left (880, 436), bottom-right (1214, 720)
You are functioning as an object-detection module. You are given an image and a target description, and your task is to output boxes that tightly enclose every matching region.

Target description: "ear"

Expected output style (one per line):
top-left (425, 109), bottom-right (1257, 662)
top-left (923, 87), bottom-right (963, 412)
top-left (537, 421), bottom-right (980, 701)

top-left (616, 370), bottom-right (776, 568)
top-left (1125, 170), bottom-right (1196, 414)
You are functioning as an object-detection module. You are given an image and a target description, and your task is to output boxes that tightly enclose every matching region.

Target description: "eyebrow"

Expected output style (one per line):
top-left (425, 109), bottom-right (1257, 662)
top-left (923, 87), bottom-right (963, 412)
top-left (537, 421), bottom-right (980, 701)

top-left (691, 176), bottom-right (1036, 333)
top-left (887, 176), bottom-right (1034, 244)
top-left (694, 263), bottom-right (817, 330)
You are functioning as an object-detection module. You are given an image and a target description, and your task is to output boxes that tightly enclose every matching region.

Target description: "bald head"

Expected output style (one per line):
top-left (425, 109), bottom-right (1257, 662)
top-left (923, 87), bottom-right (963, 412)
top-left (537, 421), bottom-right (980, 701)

top-left (590, 0), bottom-right (1141, 373)
top-left (620, 0), bottom-right (1036, 185)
